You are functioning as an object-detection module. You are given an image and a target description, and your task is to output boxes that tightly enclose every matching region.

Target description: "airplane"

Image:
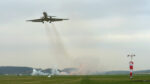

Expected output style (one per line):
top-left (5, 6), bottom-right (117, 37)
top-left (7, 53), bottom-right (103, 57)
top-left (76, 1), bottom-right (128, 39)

top-left (27, 12), bottom-right (69, 23)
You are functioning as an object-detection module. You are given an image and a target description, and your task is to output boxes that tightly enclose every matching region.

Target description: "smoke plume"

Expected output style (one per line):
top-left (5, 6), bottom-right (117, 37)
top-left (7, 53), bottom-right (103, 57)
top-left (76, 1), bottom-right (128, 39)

top-left (44, 22), bottom-right (71, 69)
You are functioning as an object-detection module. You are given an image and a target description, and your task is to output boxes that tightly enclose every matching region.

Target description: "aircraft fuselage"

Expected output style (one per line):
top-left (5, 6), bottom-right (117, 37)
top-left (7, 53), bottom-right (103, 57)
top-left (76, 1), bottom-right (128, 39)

top-left (43, 12), bottom-right (49, 21)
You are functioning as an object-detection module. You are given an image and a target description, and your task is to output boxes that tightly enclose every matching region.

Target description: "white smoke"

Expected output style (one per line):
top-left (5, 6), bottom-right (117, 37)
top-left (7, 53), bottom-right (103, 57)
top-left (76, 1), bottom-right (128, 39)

top-left (44, 22), bottom-right (72, 68)
top-left (43, 22), bottom-right (101, 75)
top-left (51, 68), bottom-right (60, 75)
top-left (31, 69), bottom-right (49, 76)
top-left (31, 68), bottom-right (60, 76)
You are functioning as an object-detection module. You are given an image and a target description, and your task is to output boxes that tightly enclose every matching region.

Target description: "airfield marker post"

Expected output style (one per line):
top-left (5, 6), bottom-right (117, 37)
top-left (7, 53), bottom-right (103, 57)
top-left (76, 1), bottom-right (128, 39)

top-left (127, 54), bottom-right (135, 79)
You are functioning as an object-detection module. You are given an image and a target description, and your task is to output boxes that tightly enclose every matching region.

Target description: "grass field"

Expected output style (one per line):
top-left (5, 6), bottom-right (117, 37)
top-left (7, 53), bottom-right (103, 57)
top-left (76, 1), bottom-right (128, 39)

top-left (0, 75), bottom-right (150, 84)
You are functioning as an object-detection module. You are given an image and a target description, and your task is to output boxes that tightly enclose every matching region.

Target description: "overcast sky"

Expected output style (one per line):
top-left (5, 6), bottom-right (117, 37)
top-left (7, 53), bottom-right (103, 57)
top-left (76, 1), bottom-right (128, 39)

top-left (0, 0), bottom-right (150, 73)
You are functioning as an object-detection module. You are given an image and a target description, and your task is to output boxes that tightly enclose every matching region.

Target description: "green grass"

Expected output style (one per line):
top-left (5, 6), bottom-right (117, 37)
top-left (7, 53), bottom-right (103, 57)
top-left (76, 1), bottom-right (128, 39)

top-left (0, 75), bottom-right (150, 84)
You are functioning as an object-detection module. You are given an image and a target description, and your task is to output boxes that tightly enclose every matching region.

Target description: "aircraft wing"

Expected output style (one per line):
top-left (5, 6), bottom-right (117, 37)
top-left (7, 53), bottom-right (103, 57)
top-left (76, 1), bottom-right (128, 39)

top-left (27, 19), bottom-right (43, 22)
top-left (52, 18), bottom-right (69, 21)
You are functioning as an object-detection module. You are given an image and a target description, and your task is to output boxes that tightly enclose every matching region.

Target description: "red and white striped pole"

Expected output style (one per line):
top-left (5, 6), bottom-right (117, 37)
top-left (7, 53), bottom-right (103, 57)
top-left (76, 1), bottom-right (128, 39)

top-left (127, 54), bottom-right (135, 79)
top-left (129, 61), bottom-right (134, 79)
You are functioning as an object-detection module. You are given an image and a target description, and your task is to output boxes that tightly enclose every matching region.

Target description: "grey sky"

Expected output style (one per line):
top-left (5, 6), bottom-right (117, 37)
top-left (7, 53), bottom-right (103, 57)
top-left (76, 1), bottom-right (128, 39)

top-left (0, 0), bottom-right (150, 73)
